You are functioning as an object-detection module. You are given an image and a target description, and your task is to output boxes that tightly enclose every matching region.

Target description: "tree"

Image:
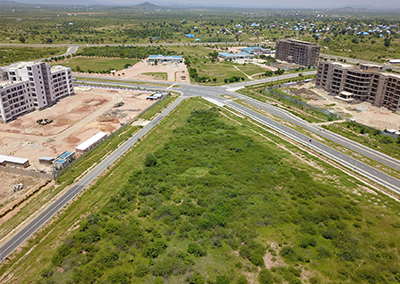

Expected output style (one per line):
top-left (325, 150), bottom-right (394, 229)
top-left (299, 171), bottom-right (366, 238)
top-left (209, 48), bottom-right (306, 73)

top-left (187, 272), bottom-right (204, 284)
top-left (187, 242), bottom-right (206, 257)
top-left (144, 153), bottom-right (157, 167)
top-left (19, 36), bottom-right (25, 43)
top-left (76, 65), bottom-right (81, 72)
top-left (384, 38), bottom-right (391, 48)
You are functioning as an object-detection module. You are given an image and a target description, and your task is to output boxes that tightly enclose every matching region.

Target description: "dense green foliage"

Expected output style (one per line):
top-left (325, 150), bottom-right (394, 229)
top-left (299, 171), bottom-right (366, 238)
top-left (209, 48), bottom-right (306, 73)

top-left (35, 105), bottom-right (400, 284)
top-left (0, 46), bottom-right (66, 64)
top-left (76, 46), bottom-right (174, 59)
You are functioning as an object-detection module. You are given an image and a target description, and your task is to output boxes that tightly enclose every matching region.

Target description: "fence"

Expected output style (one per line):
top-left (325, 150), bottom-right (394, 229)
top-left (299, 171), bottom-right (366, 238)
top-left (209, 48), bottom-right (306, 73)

top-left (265, 88), bottom-right (342, 120)
top-left (0, 166), bottom-right (53, 180)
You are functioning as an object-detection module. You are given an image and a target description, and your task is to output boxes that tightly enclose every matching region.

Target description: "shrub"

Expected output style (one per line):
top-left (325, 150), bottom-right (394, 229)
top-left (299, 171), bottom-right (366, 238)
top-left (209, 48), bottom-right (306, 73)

top-left (298, 237), bottom-right (316, 248)
top-left (216, 275), bottom-right (231, 284)
top-left (146, 239), bottom-right (167, 258)
top-left (187, 271), bottom-right (205, 284)
top-left (258, 269), bottom-right (274, 284)
top-left (321, 228), bottom-right (337, 239)
top-left (144, 153), bottom-right (157, 167)
top-left (154, 276), bottom-right (164, 284)
top-left (187, 242), bottom-right (206, 257)
top-left (279, 246), bottom-right (297, 262)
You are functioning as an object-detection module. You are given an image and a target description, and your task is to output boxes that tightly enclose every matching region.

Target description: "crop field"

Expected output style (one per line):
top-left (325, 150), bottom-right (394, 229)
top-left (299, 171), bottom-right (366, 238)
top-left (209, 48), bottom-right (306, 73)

top-left (2, 97), bottom-right (400, 284)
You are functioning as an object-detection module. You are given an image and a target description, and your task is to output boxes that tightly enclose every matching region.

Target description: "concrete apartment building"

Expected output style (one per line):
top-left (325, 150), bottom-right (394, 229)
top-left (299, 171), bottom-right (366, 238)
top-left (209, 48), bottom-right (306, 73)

top-left (275, 39), bottom-right (320, 67)
top-left (0, 61), bottom-right (74, 122)
top-left (316, 61), bottom-right (400, 111)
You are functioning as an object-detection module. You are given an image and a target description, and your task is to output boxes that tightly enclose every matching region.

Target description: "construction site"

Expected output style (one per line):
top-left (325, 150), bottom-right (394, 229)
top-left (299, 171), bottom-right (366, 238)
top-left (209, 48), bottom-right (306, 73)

top-left (0, 86), bottom-right (158, 206)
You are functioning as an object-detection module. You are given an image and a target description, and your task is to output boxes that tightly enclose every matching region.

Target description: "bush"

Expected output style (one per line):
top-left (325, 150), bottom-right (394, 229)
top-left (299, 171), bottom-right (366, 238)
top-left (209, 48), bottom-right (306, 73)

top-left (146, 239), bottom-right (167, 258)
top-left (187, 242), bottom-right (206, 257)
top-left (216, 275), bottom-right (231, 284)
top-left (321, 228), bottom-right (337, 239)
top-left (298, 237), bottom-right (316, 248)
top-left (51, 244), bottom-right (71, 266)
top-left (187, 271), bottom-right (205, 284)
top-left (279, 246), bottom-right (297, 262)
top-left (154, 276), bottom-right (165, 284)
top-left (236, 276), bottom-right (248, 284)
top-left (258, 269), bottom-right (274, 284)
top-left (144, 153), bottom-right (157, 167)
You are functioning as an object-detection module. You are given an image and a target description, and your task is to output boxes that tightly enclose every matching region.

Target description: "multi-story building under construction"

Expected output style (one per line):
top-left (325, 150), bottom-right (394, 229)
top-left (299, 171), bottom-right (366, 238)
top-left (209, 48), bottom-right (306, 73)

top-left (0, 61), bottom-right (74, 122)
top-left (275, 39), bottom-right (321, 67)
top-left (316, 61), bottom-right (400, 111)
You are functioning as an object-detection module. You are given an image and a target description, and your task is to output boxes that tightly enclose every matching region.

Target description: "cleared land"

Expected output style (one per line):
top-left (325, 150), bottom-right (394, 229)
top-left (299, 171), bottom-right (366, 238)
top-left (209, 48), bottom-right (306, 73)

top-left (0, 87), bottom-right (156, 206)
top-left (288, 82), bottom-right (400, 131)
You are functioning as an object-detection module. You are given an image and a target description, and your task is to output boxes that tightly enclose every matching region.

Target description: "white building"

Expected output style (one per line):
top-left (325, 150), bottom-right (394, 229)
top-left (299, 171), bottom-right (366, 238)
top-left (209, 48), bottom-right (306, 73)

top-left (0, 61), bottom-right (74, 122)
top-left (75, 132), bottom-right (108, 154)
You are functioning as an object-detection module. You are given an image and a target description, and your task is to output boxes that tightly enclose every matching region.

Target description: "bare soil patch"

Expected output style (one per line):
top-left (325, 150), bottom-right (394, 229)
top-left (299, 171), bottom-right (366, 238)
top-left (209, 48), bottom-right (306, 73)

top-left (0, 88), bottom-right (156, 206)
top-left (291, 82), bottom-right (400, 130)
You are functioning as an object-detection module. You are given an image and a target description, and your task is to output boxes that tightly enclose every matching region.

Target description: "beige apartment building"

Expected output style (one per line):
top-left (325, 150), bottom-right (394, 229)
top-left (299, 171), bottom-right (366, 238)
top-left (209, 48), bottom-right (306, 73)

top-left (0, 61), bottom-right (74, 122)
top-left (316, 61), bottom-right (400, 111)
top-left (275, 39), bottom-right (321, 67)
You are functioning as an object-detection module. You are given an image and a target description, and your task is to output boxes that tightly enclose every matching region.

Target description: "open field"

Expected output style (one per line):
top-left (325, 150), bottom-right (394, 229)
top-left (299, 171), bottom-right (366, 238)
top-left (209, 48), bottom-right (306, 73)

top-left (0, 46), bottom-right (67, 65)
top-left (1, 98), bottom-right (400, 284)
top-left (0, 87), bottom-right (157, 206)
top-left (55, 57), bottom-right (139, 73)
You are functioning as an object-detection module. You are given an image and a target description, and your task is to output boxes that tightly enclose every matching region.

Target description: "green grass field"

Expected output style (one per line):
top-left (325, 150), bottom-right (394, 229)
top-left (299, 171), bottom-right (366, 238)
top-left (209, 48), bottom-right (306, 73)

top-left (0, 46), bottom-right (67, 65)
top-left (2, 97), bottom-right (400, 284)
top-left (236, 63), bottom-right (269, 76)
top-left (56, 57), bottom-right (139, 73)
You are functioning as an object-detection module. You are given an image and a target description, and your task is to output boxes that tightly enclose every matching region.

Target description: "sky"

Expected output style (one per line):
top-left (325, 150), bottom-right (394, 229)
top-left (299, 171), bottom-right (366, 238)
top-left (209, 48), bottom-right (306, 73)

top-left (11, 0), bottom-right (400, 10)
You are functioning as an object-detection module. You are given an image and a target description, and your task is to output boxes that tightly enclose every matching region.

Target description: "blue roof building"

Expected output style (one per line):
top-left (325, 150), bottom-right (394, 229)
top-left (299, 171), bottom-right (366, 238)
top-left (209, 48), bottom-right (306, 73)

top-left (147, 55), bottom-right (183, 64)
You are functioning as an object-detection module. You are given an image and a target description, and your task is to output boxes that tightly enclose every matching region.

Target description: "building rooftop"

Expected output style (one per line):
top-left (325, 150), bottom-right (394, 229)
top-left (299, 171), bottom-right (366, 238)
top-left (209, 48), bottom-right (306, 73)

top-left (282, 38), bottom-right (320, 46)
top-left (57, 151), bottom-right (74, 160)
top-left (0, 80), bottom-right (15, 88)
top-left (325, 61), bottom-right (400, 79)
top-left (148, 55), bottom-right (182, 60)
top-left (75, 132), bottom-right (108, 151)
top-left (39, 156), bottom-right (55, 161)
top-left (0, 154), bottom-right (29, 165)
top-left (51, 65), bottom-right (69, 72)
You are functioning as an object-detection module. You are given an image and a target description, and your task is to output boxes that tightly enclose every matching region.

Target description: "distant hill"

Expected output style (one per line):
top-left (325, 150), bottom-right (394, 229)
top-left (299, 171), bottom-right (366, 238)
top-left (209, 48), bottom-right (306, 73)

top-left (332, 6), bottom-right (370, 12)
top-left (0, 0), bottom-right (22, 5)
top-left (133, 1), bottom-right (159, 9)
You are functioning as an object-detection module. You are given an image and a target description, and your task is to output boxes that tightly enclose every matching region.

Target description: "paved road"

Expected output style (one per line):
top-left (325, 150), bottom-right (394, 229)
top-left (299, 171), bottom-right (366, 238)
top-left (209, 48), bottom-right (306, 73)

top-left (0, 96), bottom-right (184, 260)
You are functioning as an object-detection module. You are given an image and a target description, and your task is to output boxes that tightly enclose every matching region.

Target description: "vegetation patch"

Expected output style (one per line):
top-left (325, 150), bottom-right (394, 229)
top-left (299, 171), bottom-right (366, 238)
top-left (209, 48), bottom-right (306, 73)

top-left (5, 98), bottom-right (400, 284)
